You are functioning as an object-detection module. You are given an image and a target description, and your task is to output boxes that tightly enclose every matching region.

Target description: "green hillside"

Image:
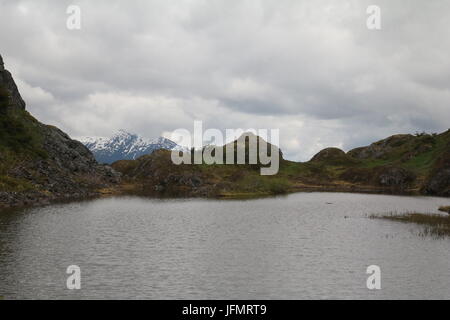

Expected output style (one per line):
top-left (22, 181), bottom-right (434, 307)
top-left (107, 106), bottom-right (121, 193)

top-left (0, 85), bottom-right (48, 192)
top-left (112, 130), bottom-right (450, 198)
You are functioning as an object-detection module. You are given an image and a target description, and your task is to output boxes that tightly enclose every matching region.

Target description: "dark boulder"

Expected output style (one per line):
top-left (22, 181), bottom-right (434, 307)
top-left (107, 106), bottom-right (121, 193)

top-left (340, 166), bottom-right (415, 190)
top-left (376, 166), bottom-right (415, 187)
top-left (423, 149), bottom-right (450, 197)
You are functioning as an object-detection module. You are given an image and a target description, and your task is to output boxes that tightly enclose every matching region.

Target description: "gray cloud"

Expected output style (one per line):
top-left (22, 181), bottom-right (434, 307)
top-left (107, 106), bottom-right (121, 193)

top-left (0, 0), bottom-right (449, 160)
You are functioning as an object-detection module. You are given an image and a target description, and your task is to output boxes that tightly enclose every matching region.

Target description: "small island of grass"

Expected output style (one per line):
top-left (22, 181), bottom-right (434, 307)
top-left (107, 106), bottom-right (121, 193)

top-left (438, 206), bottom-right (450, 214)
top-left (370, 212), bottom-right (450, 238)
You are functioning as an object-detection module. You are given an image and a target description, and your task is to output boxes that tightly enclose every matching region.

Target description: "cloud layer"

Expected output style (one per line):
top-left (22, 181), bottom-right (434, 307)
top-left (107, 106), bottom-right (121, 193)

top-left (1, 0), bottom-right (449, 160)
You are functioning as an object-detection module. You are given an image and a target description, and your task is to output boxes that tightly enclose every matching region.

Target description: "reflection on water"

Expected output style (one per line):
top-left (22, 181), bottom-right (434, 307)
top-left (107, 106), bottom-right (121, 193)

top-left (0, 192), bottom-right (449, 299)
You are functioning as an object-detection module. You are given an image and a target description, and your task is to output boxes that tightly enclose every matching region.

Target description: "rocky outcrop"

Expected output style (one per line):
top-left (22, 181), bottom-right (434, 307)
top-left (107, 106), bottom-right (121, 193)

top-left (376, 166), bottom-right (415, 188)
top-left (311, 148), bottom-right (346, 161)
top-left (112, 150), bottom-right (212, 197)
top-left (340, 166), bottom-right (415, 191)
top-left (348, 134), bottom-right (413, 159)
top-left (423, 148), bottom-right (450, 197)
top-left (310, 147), bottom-right (358, 166)
top-left (0, 54), bottom-right (26, 110)
top-left (425, 169), bottom-right (450, 197)
top-left (8, 125), bottom-right (121, 192)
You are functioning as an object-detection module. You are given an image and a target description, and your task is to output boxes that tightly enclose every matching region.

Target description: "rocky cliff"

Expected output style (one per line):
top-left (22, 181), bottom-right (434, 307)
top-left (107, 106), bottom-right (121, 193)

top-left (0, 54), bottom-right (26, 110)
top-left (0, 54), bottom-right (120, 209)
top-left (423, 145), bottom-right (450, 196)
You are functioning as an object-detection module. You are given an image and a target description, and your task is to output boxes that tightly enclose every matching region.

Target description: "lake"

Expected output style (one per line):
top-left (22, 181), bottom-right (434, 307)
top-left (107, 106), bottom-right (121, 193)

top-left (0, 192), bottom-right (449, 299)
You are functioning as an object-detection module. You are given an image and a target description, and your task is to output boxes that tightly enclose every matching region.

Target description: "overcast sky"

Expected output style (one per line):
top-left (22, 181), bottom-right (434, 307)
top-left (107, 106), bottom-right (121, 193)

top-left (1, 0), bottom-right (449, 160)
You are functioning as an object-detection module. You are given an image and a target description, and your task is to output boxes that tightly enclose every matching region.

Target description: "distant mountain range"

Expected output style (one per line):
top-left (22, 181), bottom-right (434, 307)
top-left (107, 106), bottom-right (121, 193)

top-left (79, 130), bottom-right (182, 164)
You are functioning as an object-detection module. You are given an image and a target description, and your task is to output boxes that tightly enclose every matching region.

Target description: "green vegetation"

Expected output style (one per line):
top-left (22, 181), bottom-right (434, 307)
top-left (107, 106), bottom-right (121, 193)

top-left (111, 128), bottom-right (450, 199)
top-left (357, 132), bottom-right (448, 175)
top-left (211, 169), bottom-right (291, 195)
top-left (0, 86), bottom-right (47, 158)
top-left (279, 132), bottom-right (449, 189)
top-left (0, 84), bottom-right (47, 192)
top-left (0, 174), bottom-right (35, 192)
top-left (370, 212), bottom-right (450, 238)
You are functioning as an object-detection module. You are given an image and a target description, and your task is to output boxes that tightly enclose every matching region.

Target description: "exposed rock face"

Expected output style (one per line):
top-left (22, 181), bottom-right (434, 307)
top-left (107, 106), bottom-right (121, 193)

top-left (19, 125), bottom-right (122, 193)
top-left (0, 53), bottom-right (120, 209)
top-left (340, 166), bottom-right (415, 190)
top-left (423, 149), bottom-right (450, 197)
top-left (376, 166), bottom-right (415, 187)
top-left (425, 169), bottom-right (450, 197)
top-left (0, 54), bottom-right (26, 110)
top-left (348, 134), bottom-right (413, 159)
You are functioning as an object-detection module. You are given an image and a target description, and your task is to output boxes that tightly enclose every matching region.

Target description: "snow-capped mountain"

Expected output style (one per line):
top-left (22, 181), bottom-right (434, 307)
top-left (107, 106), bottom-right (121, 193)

top-left (79, 130), bottom-right (180, 164)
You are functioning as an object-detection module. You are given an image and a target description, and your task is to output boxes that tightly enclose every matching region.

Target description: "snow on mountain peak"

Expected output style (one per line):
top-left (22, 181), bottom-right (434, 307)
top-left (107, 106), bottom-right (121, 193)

top-left (79, 130), bottom-right (180, 164)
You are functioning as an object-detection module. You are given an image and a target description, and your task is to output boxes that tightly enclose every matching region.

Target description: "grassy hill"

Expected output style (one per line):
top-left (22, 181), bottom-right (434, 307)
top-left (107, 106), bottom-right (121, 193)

top-left (0, 78), bottom-right (48, 192)
top-left (112, 130), bottom-right (450, 198)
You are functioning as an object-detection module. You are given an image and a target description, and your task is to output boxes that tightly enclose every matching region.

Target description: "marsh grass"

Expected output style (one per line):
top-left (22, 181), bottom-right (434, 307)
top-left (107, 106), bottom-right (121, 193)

top-left (438, 206), bottom-right (450, 213)
top-left (370, 212), bottom-right (450, 239)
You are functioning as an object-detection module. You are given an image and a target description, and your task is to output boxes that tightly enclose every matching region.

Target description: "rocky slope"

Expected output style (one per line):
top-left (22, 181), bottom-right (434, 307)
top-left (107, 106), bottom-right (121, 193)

top-left (341, 131), bottom-right (450, 196)
top-left (0, 54), bottom-right (120, 209)
top-left (79, 130), bottom-right (180, 164)
top-left (423, 147), bottom-right (450, 196)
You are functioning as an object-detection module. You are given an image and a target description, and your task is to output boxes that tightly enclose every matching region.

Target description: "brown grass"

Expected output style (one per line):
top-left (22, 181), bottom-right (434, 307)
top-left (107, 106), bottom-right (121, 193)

top-left (438, 206), bottom-right (450, 213)
top-left (370, 212), bottom-right (450, 238)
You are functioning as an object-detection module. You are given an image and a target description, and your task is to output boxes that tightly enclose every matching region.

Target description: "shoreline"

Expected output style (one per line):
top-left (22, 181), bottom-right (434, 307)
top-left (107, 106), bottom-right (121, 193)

top-left (1, 182), bottom-right (447, 212)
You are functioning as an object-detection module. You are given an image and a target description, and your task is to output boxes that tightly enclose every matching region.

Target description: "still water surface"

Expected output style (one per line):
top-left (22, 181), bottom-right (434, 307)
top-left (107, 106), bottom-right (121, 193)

top-left (0, 192), bottom-right (449, 299)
